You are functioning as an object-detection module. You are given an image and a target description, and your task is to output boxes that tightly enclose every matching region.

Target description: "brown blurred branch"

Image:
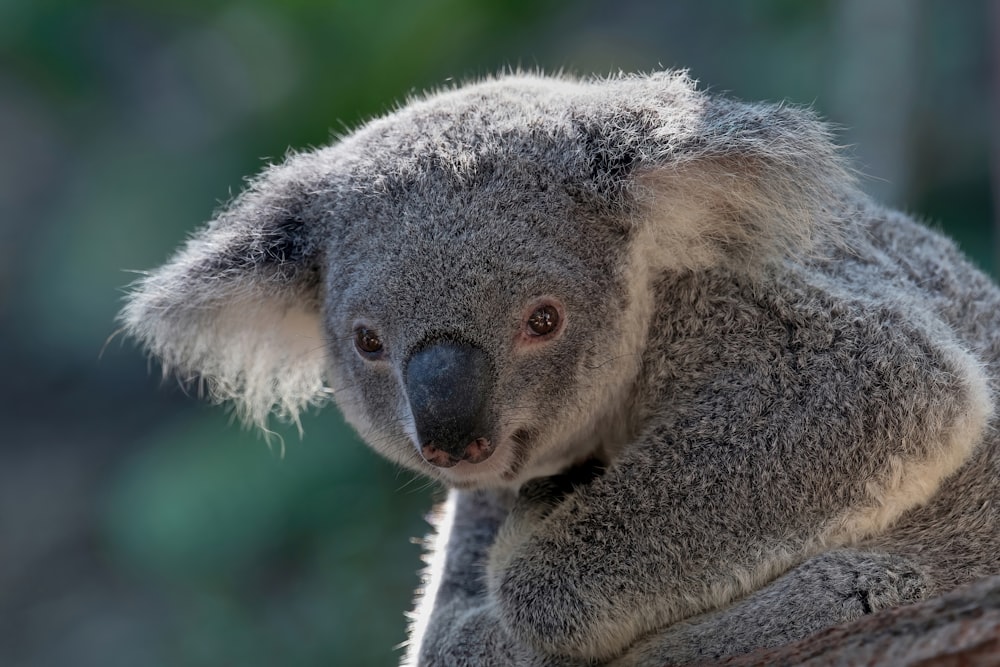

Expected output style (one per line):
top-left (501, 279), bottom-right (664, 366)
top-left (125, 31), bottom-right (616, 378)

top-left (709, 576), bottom-right (1000, 667)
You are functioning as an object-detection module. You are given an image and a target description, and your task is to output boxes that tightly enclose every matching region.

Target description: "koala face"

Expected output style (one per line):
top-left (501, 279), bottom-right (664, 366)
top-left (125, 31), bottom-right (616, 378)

top-left (317, 102), bottom-right (639, 487)
top-left (122, 72), bottom-right (850, 489)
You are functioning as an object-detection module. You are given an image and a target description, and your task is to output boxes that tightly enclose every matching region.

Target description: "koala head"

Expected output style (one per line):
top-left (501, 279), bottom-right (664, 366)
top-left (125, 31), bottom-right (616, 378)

top-left (122, 71), bottom-right (851, 489)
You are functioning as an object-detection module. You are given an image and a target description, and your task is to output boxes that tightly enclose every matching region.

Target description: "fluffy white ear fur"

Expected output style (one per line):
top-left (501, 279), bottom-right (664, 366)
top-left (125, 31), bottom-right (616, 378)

top-left (631, 103), bottom-right (856, 271)
top-left (120, 154), bottom-right (331, 431)
top-left (121, 239), bottom-right (329, 431)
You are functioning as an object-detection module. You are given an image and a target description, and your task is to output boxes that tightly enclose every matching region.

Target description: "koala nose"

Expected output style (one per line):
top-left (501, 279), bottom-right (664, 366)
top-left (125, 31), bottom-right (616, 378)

top-left (405, 340), bottom-right (494, 467)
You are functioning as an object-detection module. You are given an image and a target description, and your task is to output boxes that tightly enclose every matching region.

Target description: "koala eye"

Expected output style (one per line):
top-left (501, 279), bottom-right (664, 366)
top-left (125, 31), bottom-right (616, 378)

top-left (354, 326), bottom-right (385, 359)
top-left (520, 299), bottom-right (565, 344)
top-left (526, 305), bottom-right (560, 336)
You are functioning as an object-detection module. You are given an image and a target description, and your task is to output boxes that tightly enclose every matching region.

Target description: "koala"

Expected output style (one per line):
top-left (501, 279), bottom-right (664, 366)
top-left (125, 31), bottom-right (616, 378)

top-left (121, 71), bottom-right (1000, 665)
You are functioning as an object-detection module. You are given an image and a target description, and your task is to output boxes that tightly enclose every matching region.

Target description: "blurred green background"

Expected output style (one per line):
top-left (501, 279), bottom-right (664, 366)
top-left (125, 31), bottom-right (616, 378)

top-left (1, 1), bottom-right (996, 666)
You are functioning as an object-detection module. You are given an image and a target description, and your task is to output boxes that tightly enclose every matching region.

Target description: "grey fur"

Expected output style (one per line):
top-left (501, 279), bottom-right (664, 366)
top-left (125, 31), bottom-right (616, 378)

top-left (121, 71), bottom-right (1000, 665)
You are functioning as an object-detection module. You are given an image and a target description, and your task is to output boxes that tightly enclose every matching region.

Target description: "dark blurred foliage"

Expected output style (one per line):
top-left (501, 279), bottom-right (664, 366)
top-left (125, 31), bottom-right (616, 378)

top-left (0, 1), bottom-right (995, 666)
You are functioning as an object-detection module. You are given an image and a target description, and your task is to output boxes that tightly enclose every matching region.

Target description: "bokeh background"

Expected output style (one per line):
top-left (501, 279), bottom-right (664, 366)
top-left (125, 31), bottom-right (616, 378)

top-left (2, 1), bottom-right (996, 666)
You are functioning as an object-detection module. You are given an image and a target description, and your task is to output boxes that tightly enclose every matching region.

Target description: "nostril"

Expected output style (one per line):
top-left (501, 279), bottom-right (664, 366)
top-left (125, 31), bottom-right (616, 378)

top-left (420, 443), bottom-right (459, 468)
top-left (419, 438), bottom-right (495, 467)
top-left (462, 437), bottom-right (495, 464)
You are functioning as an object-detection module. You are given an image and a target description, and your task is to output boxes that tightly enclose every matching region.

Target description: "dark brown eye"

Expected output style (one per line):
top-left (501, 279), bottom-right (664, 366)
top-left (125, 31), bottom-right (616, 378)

top-left (354, 327), bottom-right (384, 357)
top-left (526, 305), bottom-right (560, 336)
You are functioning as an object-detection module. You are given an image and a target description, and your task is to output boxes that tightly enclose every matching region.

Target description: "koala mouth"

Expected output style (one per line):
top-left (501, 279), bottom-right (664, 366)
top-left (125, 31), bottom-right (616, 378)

top-left (419, 437), bottom-right (495, 468)
top-left (431, 427), bottom-right (536, 488)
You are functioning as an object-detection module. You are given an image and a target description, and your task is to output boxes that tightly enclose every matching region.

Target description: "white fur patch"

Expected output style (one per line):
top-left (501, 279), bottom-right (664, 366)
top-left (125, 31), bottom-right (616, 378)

top-left (122, 286), bottom-right (329, 432)
top-left (633, 154), bottom-right (849, 272)
top-left (823, 345), bottom-right (992, 545)
top-left (400, 494), bottom-right (455, 667)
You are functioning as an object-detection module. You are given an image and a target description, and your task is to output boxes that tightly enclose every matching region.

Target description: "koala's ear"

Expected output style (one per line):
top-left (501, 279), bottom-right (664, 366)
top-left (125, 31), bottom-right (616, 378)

top-left (584, 73), bottom-right (858, 270)
top-left (120, 152), bottom-right (333, 429)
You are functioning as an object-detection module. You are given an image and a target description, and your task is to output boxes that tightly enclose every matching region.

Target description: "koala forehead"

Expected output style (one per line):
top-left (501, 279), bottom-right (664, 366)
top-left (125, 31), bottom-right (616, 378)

top-left (324, 176), bottom-right (628, 352)
top-left (316, 77), bottom-right (648, 341)
top-left (341, 76), bottom-right (597, 178)
top-left (323, 71), bottom-right (702, 216)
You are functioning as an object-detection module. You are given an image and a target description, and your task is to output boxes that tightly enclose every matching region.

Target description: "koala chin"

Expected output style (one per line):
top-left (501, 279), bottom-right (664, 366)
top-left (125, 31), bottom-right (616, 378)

top-left (122, 71), bottom-right (1000, 665)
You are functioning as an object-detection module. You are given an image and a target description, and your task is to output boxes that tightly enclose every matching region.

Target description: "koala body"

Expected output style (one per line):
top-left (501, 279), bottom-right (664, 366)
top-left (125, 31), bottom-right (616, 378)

top-left (122, 71), bottom-right (1000, 665)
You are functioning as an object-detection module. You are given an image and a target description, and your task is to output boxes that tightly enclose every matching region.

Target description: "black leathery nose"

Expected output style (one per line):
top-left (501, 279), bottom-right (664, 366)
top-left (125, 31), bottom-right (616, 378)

top-left (405, 340), bottom-right (492, 462)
